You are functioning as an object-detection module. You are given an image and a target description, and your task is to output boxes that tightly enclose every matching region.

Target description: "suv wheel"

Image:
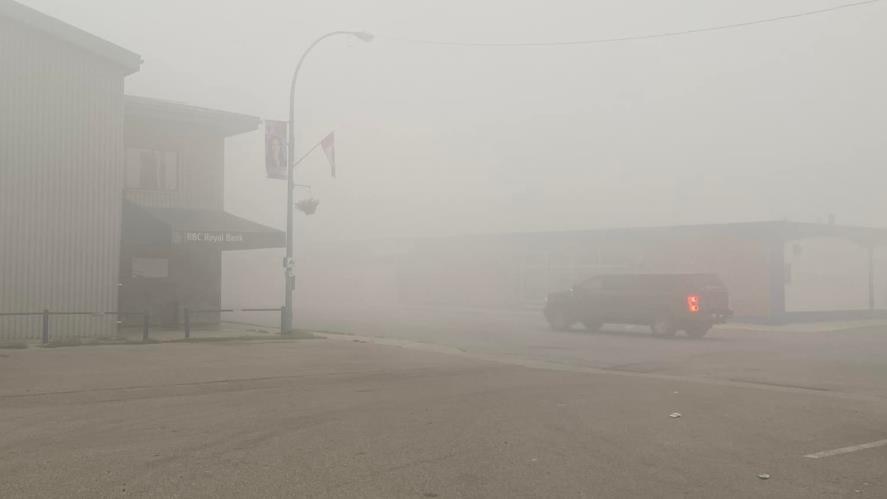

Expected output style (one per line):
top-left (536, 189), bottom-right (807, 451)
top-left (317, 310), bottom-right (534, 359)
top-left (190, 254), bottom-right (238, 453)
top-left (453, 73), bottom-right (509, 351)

top-left (547, 309), bottom-right (571, 331)
top-left (582, 320), bottom-right (602, 332)
top-left (651, 316), bottom-right (677, 337)
top-left (685, 324), bottom-right (711, 338)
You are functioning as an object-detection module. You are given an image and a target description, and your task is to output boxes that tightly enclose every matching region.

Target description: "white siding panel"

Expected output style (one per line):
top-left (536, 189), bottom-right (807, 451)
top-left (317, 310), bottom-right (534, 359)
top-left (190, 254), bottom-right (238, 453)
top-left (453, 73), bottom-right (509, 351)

top-left (0, 18), bottom-right (126, 339)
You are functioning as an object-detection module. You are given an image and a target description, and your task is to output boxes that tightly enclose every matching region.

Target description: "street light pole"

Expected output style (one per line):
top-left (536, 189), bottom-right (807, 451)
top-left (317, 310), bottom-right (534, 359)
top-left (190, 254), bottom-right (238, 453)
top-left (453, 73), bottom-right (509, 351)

top-left (283, 30), bottom-right (373, 335)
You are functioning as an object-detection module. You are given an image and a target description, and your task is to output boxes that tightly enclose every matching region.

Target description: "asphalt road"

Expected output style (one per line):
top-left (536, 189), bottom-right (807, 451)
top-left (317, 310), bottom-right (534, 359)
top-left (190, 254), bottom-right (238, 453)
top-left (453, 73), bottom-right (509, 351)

top-left (294, 305), bottom-right (887, 400)
top-left (1, 308), bottom-right (886, 498)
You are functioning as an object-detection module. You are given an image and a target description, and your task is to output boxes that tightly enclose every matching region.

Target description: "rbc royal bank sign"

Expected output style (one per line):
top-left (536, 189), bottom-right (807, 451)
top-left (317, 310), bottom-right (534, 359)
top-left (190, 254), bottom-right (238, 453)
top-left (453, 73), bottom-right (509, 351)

top-left (173, 231), bottom-right (245, 244)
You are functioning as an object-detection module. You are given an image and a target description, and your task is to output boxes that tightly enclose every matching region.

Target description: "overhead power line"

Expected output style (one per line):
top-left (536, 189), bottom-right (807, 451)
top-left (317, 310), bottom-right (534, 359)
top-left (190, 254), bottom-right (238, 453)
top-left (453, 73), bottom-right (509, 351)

top-left (380, 0), bottom-right (882, 47)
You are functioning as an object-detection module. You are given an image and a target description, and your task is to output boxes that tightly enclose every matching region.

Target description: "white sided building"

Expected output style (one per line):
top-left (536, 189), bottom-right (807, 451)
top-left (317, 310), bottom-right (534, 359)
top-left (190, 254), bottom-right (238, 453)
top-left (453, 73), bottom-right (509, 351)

top-left (0, 1), bottom-right (282, 339)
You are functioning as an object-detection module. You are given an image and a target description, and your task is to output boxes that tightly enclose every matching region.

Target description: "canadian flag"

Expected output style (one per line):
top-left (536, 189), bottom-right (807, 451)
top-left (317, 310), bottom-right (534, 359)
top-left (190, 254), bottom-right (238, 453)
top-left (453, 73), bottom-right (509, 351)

top-left (321, 131), bottom-right (336, 177)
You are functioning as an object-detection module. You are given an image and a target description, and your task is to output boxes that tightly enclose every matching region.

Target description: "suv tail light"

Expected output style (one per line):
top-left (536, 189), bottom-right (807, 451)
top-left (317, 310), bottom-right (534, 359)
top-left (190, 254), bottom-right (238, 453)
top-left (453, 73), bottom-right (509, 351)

top-left (687, 294), bottom-right (700, 313)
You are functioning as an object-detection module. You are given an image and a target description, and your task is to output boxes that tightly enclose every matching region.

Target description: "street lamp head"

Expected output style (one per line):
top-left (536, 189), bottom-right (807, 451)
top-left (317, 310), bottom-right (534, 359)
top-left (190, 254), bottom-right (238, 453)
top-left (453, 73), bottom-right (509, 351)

top-left (352, 31), bottom-right (374, 43)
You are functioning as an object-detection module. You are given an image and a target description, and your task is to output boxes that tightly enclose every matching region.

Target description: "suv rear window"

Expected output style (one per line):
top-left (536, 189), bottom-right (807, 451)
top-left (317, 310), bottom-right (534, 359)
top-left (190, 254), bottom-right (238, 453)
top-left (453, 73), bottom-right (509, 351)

top-left (601, 276), bottom-right (637, 290)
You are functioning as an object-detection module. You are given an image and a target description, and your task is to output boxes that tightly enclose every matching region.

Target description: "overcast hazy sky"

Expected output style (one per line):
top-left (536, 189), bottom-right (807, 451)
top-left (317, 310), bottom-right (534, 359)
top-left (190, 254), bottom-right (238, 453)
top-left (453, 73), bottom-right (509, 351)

top-left (19, 0), bottom-right (887, 240)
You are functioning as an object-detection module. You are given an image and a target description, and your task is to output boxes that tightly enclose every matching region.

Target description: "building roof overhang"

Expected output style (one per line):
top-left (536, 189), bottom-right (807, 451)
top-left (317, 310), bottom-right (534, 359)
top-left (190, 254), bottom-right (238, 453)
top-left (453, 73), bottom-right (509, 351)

top-left (125, 96), bottom-right (261, 137)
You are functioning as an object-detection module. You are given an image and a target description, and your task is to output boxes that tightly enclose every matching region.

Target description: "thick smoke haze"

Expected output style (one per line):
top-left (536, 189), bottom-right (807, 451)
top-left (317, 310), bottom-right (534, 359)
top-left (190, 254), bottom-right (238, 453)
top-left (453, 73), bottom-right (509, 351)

top-left (20, 0), bottom-right (887, 241)
top-left (7, 5), bottom-right (887, 495)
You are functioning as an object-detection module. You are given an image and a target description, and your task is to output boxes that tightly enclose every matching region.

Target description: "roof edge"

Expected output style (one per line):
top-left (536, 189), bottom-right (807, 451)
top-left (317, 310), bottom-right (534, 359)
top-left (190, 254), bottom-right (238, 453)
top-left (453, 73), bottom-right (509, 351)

top-left (125, 95), bottom-right (261, 137)
top-left (402, 220), bottom-right (887, 244)
top-left (0, 0), bottom-right (142, 74)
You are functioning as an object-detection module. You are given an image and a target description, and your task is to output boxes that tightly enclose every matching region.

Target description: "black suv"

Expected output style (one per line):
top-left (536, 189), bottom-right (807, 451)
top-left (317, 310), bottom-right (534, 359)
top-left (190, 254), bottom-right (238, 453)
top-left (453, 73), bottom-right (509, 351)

top-left (543, 273), bottom-right (732, 338)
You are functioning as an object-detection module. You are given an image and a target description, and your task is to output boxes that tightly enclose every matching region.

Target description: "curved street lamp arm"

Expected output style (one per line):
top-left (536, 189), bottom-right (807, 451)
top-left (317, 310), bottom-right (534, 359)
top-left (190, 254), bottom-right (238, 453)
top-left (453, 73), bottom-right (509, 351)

top-left (287, 31), bottom-right (369, 176)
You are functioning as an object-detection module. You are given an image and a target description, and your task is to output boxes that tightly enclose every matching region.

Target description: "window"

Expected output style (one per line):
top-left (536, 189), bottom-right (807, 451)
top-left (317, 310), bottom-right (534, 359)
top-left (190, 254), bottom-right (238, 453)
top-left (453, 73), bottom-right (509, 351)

top-left (602, 275), bottom-right (648, 291)
top-left (602, 276), bottom-right (628, 290)
top-left (126, 148), bottom-right (178, 190)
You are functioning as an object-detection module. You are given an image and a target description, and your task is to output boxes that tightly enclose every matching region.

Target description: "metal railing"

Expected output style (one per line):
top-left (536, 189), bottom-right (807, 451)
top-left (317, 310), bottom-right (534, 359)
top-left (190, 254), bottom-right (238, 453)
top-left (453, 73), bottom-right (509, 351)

top-left (0, 307), bottom-right (285, 344)
top-left (182, 307), bottom-right (285, 339)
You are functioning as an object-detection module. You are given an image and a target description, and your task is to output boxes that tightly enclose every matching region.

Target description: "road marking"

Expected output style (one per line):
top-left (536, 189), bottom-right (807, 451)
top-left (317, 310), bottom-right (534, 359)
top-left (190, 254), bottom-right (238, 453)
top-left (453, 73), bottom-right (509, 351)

top-left (804, 439), bottom-right (887, 459)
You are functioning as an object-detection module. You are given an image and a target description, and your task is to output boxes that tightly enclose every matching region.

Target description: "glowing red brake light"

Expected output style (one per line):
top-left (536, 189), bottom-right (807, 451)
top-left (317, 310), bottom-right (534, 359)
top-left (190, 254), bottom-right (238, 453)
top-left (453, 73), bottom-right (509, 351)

top-left (687, 295), bottom-right (700, 313)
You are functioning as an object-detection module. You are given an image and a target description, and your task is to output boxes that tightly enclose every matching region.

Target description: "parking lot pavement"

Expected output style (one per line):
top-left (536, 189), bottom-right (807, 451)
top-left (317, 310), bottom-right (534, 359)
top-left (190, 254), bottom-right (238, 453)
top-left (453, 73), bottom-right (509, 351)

top-left (1, 338), bottom-right (886, 498)
top-left (292, 305), bottom-right (887, 400)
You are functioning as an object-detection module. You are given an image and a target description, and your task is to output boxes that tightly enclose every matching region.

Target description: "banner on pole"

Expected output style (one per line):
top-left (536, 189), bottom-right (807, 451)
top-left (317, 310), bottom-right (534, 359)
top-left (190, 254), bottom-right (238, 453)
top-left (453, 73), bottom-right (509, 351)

top-left (321, 131), bottom-right (336, 177)
top-left (265, 120), bottom-right (288, 179)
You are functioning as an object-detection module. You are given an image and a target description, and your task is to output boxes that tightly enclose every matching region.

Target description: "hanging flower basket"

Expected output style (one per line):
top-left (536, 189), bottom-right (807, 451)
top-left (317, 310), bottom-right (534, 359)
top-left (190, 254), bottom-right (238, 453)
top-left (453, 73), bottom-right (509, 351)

top-left (295, 198), bottom-right (320, 215)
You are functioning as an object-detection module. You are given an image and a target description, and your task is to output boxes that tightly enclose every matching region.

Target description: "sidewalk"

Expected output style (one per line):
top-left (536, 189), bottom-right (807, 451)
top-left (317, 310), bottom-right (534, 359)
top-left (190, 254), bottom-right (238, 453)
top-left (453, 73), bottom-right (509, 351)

top-left (0, 322), bottom-right (296, 348)
top-left (116, 321), bottom-right (286, 343)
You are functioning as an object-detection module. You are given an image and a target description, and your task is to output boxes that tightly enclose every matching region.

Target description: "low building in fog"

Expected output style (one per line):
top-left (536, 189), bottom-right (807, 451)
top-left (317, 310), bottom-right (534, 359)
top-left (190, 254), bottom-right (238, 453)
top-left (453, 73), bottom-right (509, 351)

top-left (296, 221), bottom-right (887, 323)
top-left (0, 1), bottom-right (281, 338)
top-left (400, 222), bottom-right (887, 322)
